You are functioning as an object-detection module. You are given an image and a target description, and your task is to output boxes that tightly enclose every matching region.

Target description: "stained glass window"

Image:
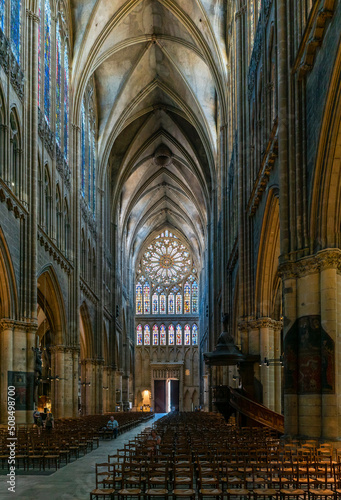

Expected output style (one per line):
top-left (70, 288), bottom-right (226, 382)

top-left (153, 325), bottom-right (158, 345)
top-left (10, 0), bottom-right (21, 64)
top-left (88, 125), bottom-right (91, 206)
top-left (143, 283), bottom-right (150, 314)
top-left (168, 293), bottom-right (174, 314)
top-left (92, 133), bottom-right (96, 212)
top-left (136, 283), bottom-right (142, 314)
top-left (160, 324), bottom-right (166, 345)
top-left (152, 293), bottom-right (158, 314)
top-left (142, 233), bottom-right (192, 286)
top-left (160, 294), bottom-right (166, 314)
top-left (169, 324), bottom-right (175, 345)
top-left (64, 44), bottom-right (69, 161)
top-left (137, 324), bottom-right (142, 345)
top-left (38, 0), bottom-right (41, 108)
top-left (184, 282), bottom-right (191, 313)
top-left (44, 0), bottom-right (51, 124)
top-left (176, 293), bottom-right (182, 314)
top-left (56, 23), bottom-right (62, 146)
top-left (184, 324), bottom-right (191, 345)
top-left (0, 0), bottom-right (5, 32)
top-left (192, 281), bottom-right (198, 313)
top-left (144, 325), bottom-right (150, 345)
top-left (176, 324), bottom-right (182, 345)
top-left (192, 324), bottom-right (198, 345)
top-left (81, 102), bottom-right (85, 196)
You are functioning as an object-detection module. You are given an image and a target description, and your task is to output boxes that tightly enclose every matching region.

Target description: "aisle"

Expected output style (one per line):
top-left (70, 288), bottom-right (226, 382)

top-left (3, 414), bottom-right (166, 500)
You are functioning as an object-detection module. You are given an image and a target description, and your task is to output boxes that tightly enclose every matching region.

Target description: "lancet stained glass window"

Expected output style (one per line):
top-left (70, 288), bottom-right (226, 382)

top-left (184, 282), bottom-right (191, 313)
top-left (160, 294), bottom-right (166, 314)
top-left (160, 324), bottom-right (166, 345)
top-left (38, 0), bottom-right (41, 108)
top-left (185, 324), bottom-right (191, 345)
top-left (153, 325), bottom-right (158, 345)
top-left (0, 0), bottom-right (5, 32)
top-left (143, 283), bottom-right (150, 314)
top-left (81, 102), bottom-right (85, 196)
top-left (136, 283), bottom-right (142, 314)
top-left (168, 293), bottom-right (174, 314)
top-left (192, 281), bottom-right (198, 313)
top-left (137, 325), bottom-right (142, 345)
top-left (56, 23), bottom-right (62, 146)
top-left (176, 324), bottom-right (182, 345)
top-left (169, 324), bottom-right (175, 345)
top-left (44, 0), bottom-right (51, 124)
top-left (152, 293), bottom-right (158, 314)
top-left (192, 324), bottom-right (198, 345)
top-left (176, 293), bottom-right (182, 314)
top-left (10, 0), bottom-right (21, 64)
top-left (144, 325), bottom-right (150, 345)
top-left (64, 44), bottom-right (69, 161)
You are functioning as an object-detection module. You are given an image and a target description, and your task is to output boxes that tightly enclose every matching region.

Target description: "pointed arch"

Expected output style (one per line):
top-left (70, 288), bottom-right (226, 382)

top-left (255, 188), bottom-right (281, 318)
top-left (310, 42), bottom-right (341, 250)
top-left (79, 301), bottom-right (94, 359)
top-left (37, 265), bottom-right (67, 345)
top-left (0, 226), bottom-right (18, 319)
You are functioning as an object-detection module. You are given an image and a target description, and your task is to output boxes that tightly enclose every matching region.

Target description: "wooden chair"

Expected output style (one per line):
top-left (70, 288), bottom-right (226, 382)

top-left (306, 462), bottom-right (336, 500)
top-left (172, 463), bottom-right (196, 500)
top-left (144, 463), bottom-right (169, 499)
top-left (198, 462), bottom-right (223, 499)
top-left (90, 463), bottom-right (115, 500)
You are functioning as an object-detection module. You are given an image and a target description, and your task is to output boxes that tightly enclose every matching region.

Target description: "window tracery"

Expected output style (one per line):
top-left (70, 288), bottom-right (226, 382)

top-left (10, 0), bottom-right (21, 64)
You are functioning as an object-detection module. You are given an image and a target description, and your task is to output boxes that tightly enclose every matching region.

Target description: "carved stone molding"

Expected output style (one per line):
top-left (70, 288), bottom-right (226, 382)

top-left (0, 318), bottom-right (37, 333)
top-left (26, 9), bottom-right (40, 23)
top-left (80, 197), bottom-right (97, 239)
top-left (293, 0), bottom-right (335, 79)
top-left (248, 0), bottom-right (274, 99)
top-left (80, 278), bottom-right (99, 305)
top-left (239, 317), bottom-right (283, 332)
top-left (38, 108), bottom-right (55, 159)
top-left (0, 181), bottom-right (27, 219)
top-left (37, 228), bottom-right (72, 274)
top-left (0, 29), bottom-right (24, 102)
top-left (278, 248), bottom-right (341, 279)
top-left (50, 344), bottom-right (68, 354)
top-left (56, 144), bottom-right (71, 190)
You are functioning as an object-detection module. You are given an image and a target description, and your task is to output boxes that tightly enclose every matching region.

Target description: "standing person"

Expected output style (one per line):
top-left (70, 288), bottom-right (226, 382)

top-left (106, 415), bottom-right (119, 438)
top-left (33, 410), bottom-right (43, 436)
top-left (45, 412), bottom-right (54, 433)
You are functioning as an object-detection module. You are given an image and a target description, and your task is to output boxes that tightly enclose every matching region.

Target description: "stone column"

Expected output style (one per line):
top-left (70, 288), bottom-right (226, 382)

top-left (63, 347), bottom-right (74, 417)
top-left (122, 374), bottom-right (129, 411)
top-left (0, 320), bottom-right (36, 424)
top-left (279, 249), bottom-right (341, 439)
top-left (116, 370), bottom-right (123, 410)
top-left (72, 348), bottom-right (80, 416)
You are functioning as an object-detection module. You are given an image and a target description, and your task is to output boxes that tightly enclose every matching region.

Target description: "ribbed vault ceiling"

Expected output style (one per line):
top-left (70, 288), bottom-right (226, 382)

top-left (71, 0), bottom-right (228, 267)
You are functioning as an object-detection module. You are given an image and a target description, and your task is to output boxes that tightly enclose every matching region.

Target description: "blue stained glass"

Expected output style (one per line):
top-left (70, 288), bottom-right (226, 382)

top-left (88, 125), bottom-right (91, 206)
top-left (192, 324), bottom-right (198, 345)
top-left (56, 24), bottom-right (61, 146)
top-left (92, 134), bottom-right (96, 213)
top-left (44, 0), bottom-right (51, 124)
top-left (10, 0), bottom-right (21, 64)
top-left (0, 0), bottom-right (4, 32)
top-left (64, 45), bottom-right (69, 161)
top-left (38, 0), bottom-right (41, 108)
top-left (81, 102), bottom-right (85, 197)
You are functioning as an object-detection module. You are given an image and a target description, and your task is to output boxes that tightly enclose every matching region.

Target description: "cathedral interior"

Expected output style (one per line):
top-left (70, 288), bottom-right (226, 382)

top-left (0, 0), bottom-right (341, 447)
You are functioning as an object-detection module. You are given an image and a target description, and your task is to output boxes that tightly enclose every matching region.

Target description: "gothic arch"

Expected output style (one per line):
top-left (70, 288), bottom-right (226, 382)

top-left (37, 265), bottom-right (66, 345)
top-left (255, 189), bottom-right (280, 318)
top-left (310, 41), bottom-right (341, 250)
top-left (0, 227), bottom-right (18, 319)
top-left (79, 301), bottom-right (94, 359)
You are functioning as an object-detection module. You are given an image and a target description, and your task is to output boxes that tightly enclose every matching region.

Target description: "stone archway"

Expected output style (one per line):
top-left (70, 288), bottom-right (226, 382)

top-left (0, 229), bottom-right (20, 424)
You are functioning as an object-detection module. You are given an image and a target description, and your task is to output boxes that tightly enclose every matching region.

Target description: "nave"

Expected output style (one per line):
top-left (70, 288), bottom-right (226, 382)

top-left (3, 414), bottom-right (166, 500)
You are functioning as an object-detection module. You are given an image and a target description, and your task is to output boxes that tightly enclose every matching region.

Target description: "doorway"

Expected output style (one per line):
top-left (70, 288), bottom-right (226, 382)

top-left (154, 380), bottom-right (166, 412)
top-left (167, 379), bottom-right (179, 412)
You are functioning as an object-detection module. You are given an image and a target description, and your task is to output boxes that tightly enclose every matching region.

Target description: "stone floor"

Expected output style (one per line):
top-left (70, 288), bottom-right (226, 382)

top-left (1, 413), bottom-right (166, 500)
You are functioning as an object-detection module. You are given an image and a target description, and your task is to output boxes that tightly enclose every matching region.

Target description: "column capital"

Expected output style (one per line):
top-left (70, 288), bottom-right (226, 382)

top-left (278, 248), bottom-right (341, 279)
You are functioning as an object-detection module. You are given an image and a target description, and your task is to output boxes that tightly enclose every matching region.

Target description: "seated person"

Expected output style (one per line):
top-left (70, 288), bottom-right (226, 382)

top-left (146, 429), bottom-right (161, 455)
top-left (106, 416), bottom-right (119, 438)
